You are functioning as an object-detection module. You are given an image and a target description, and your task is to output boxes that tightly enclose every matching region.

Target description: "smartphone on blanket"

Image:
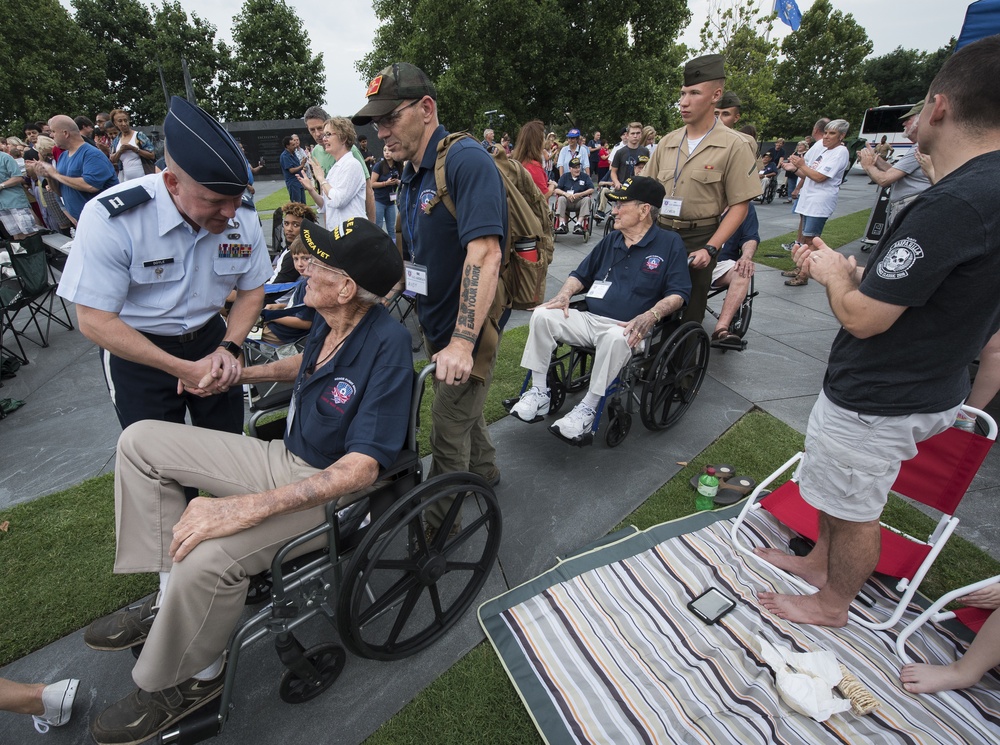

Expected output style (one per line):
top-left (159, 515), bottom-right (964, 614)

top-left (688, 588), bottom-right (737, 624)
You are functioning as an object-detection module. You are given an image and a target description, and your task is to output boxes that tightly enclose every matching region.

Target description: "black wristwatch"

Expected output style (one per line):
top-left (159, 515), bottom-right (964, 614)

top-left (218, 341), bottom-right (241, 358)
top-left (704, 244), bottom-right (719, 259)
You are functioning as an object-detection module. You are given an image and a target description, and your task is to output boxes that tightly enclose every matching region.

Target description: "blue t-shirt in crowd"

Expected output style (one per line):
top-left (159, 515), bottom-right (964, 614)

top-left (398, 126), bottom-right (508, 351)
top-left (718, 204), bottom-right (760, 263)
top-left (284, 304), bottom-right (413, 470)
top-left (570, 224), bottom-right (691, 321)
top-left (373, 159), bottom-right (400, 205)
top-left (280, 149), bottom-right (300, 190)
top-left (55, 142), bottom-right (117, 219)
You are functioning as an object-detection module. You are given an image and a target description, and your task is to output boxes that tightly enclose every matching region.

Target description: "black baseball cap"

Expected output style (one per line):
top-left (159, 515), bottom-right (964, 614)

top-left (606, 176), bottom-right (665, 208)
top-left (300, 218), bottom-right (403, 297)
top-left (352, 63), bottom-right (437, 125)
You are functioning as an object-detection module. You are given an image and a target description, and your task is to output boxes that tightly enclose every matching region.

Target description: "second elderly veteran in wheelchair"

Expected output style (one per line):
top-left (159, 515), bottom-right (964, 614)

top-left (84, 218), bottom-right (411, 745)
top-left (510, 176), bottom-right (691, 441)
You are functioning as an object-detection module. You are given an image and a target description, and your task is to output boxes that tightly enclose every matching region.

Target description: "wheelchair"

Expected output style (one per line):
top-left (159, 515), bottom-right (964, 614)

top-left (706, 273), bottom-right (757, 352)
top-left (158, 363), bottom-right (503, 743)
top-left (503, 304), bottom-right (710, 448)
top-left (757, 175), bottom-right (777, 204)
top-left (553, 195), bottom-right (596, 242)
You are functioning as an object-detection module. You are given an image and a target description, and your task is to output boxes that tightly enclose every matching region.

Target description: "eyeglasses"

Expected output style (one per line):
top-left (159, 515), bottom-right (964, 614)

top-left (372, 99), bottom-right (422, 130)
top-left (306, 257), bottom-right (350, 279)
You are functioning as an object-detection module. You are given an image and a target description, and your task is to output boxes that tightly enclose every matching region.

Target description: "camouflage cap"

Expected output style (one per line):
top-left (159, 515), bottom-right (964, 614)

top-left (352, 63), bottom-right (437, 125)
top-left (899, 100), bottom-right (925, 120)
top-left (716, 91), bottom-right (742, 110)
top-left (684, 54), bottom-right (726, 86)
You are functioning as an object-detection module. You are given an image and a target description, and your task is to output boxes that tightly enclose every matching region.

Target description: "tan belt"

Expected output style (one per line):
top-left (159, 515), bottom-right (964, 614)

top-left (658, 216), bottom-right (721, 231)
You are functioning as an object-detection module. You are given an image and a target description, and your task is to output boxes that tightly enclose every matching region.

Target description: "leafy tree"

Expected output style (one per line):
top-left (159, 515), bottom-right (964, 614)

top-left (358, 0), bottom-right (690, 137)
top-left (0, 0), bottom-right (105, 126)
top-left (861, 38), bottom-right (957, 107)
top-left (699, 0), bottom-right (781, 136)
top-left (771, 0), bottom-right (876, 138)
top-left (72, 0), bottom-right (155, 117)
top-left (218, 0), bottom-right (325, 121)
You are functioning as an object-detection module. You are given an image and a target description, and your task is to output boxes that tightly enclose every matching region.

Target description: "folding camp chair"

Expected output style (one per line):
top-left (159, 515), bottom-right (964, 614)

top-left (731, 405), bottom-right (997, 631)
top-left (243, 303), bottom-right (309, 409)
top-left (896, 574), bottom-right (998, 663)
top-left (0, 233), bottom-right (74, 362)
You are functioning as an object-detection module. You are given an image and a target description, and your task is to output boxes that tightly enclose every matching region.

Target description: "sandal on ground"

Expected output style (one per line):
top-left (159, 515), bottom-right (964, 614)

top-left (780, 269), bottom-right (799, 277)
top-left (722, 475), bottom-right (756, 495)
top-left (711, 329), bottom-right (742, 346)
top-left (689, 463), bottom-right (735, 490)
top-left (785, 274), bottom-right (808, 286)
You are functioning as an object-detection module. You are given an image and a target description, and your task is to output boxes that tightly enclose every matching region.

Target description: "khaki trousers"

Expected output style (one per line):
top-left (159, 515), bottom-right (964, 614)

top-left (521, 308), bottom-right (635, 398)
top-left (114, 420), bottom-right (327, 691)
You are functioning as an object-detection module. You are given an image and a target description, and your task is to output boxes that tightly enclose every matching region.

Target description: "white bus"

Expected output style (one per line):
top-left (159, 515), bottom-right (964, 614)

top-left (858, 104), bottom-right (917, 157)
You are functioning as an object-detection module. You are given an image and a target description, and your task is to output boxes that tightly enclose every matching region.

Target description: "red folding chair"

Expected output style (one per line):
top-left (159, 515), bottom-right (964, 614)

top-left (731, 405), bottom-right (997, 630)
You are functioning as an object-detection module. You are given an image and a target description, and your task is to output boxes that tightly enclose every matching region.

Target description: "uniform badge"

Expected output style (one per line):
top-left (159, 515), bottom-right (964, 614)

top-left (366, 76), bottom-right (383, 97)
top-left (218, 243), bottom-right (253, 258)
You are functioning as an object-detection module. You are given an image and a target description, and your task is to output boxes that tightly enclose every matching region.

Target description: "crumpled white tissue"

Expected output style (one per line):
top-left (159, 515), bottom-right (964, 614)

top-left (754, 638), bottom-right (852, 721)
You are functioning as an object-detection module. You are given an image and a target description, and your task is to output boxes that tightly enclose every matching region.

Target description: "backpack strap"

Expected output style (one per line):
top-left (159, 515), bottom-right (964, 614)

top-left (424, 132), bottom-right (477, 220)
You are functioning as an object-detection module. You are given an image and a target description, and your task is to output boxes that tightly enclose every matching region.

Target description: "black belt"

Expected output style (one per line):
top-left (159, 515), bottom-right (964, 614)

top-left (141, 318), bottom-right (216, 344)
top-left (658, 216), bottom-right (721, 231)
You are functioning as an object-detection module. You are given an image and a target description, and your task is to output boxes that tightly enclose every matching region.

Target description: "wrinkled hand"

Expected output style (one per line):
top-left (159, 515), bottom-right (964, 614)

top-left (959, 584), bottom-right (1000, 610)
top-left (734, 256), bottom-right (755, 279)
top-left (177, 350), bottom-right (242, 397)
top-left (858, 144), bottom-right (876, 167)
top-left (538, 293), bottom-right (572, 318)
top-left (169, 496), bottom-right (257, 562)
top-left (619, 311), bottom-right (657, 349)
top-left (432, 341), bottom-right (474, 386)
top-left (689, 248), bottom-right (712, 270)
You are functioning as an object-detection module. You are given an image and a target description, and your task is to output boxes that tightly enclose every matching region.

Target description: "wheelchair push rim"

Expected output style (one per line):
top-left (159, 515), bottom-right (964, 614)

top-left (640, 322), bottom-right (710, 431)
top-left (337, 473), bottom-right (502, 661)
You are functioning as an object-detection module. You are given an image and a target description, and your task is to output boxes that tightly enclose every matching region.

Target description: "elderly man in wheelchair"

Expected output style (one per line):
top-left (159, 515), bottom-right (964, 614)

top-left (509, 176), bottom-right (692, 443)
top-left (84, 218), bottom-right (416, 744)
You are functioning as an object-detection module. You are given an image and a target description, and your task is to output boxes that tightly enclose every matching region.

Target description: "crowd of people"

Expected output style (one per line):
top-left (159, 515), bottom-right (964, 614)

top-left (3, 35), bottom-right (1000, 743)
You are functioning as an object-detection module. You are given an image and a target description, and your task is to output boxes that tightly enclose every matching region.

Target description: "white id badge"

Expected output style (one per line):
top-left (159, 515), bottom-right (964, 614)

top-left (587, 280), bottom-right (612, 299)
top-left (389, 192), bottom-right (397, 202)
top-left (662, 197), bottom-right (683, 217)
top-left (404, 261), bottom-right (428, 296)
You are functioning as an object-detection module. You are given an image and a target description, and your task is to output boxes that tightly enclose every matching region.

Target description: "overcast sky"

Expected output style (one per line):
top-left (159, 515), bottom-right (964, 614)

top-left (67, 0), bottom-right (975, 116)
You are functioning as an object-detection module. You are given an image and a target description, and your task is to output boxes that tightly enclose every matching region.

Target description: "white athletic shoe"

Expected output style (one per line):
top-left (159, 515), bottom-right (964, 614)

top-left (510, 387), bottom-right (551, 422)
top-left (32, 678), bottom-right (79, 733)
top-left (551, 402), bottom-right (597, 439)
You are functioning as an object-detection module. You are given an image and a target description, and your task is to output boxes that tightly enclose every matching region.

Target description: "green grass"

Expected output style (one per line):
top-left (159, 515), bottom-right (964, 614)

top-left (0, 475), bottom-right (156, 667)
top-left (254, 187), bottom-right (318, 213)
top-left (754, 208), bottom-right (870, 272)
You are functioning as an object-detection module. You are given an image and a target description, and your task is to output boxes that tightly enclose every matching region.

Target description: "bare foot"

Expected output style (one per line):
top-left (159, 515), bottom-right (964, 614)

top-left (900, 662), bottom-right (979, 694)
top-left (753, 547), bottom-right (827, 588)
top-left (758, 591), bottom-right (848, 627)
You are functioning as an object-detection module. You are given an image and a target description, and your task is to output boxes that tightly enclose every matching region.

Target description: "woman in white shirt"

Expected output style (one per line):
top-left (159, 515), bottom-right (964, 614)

top-left (108, 109), bottom-right (155, 182)
top-left (297, 117), bottom-right (366, 228)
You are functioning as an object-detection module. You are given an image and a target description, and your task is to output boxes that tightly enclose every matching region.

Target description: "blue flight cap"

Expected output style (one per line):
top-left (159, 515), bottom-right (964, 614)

top-left (163, 96), bottom-right (248, 196)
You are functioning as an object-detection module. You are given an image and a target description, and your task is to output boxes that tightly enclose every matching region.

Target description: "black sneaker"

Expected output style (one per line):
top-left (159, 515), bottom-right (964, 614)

top-left (84, 594), bottom-right (158, 651)
top-left (91, 671), bottom-right (224, 745)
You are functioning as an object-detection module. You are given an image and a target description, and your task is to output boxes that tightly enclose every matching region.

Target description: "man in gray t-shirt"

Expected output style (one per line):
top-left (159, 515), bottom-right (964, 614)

top-left (858, 102), bottom-right (931, 225)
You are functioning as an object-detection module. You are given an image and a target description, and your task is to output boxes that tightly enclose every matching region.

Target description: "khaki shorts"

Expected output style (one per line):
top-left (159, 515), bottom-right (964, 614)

top-left (798, 391), bottom-right (959, 522)
top-left (711, 259), bottom-right (736, 286)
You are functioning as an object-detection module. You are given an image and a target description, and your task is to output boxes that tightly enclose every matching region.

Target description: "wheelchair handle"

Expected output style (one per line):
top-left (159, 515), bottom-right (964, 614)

top-left (410, 363), bottom-right (436, 453)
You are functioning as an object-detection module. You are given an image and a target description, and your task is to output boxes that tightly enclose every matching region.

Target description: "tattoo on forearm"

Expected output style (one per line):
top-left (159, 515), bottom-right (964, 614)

top-left (452, 329), bottom-right (478, 343)
top-left (456, 264), bottom-right (481, 333)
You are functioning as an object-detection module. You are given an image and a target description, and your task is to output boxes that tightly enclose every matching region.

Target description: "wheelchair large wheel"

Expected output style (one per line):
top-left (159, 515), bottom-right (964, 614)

top-left (338, 473), bottom-right (501, 661)
top-left (729, 275), bottom-right (754, 338)
top-left (640, 322), bottom-right (710, 431)
top-left (603, 214), bottom-right (616, 238)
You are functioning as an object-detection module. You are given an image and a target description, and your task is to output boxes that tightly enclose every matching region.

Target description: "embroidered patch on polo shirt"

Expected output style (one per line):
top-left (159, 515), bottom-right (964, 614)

top-left (643, 255), bottom-right (664, 273)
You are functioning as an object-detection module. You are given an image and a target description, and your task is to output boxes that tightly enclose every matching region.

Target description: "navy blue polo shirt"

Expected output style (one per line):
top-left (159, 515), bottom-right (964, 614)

top-left (284, 304), bottom-right (413, 470)
top-left (398, 126), bottom-right (508, 350)
top-left (570, 225), bottom-right (691, 321)
top-left (718, 204), bottom-right (760, 263)
top-left (556, 172), bottom-right (594, 193)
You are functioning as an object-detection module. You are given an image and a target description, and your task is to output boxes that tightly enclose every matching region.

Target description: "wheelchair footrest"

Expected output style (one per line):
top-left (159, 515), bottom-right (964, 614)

top-left (510, 410), bottom-right (545, 424)
top-left (548, 425), bottom-right (594, 447)
top-left (711, 338), bottom-right (747, 352)
top-left (157, 697), bottom-right (222, 745)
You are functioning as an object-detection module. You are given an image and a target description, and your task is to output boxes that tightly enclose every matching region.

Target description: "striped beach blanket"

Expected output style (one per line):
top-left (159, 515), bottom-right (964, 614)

top-left (480, 506), bottom-right (1000, 744)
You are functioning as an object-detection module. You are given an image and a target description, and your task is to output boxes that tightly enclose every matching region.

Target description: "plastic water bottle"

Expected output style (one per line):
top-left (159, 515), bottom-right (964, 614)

top-left (696, 466), bottom-right (719, 511)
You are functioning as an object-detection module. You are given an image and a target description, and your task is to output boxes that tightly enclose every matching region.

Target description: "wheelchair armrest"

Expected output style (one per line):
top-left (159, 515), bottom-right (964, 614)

top-left (252, 388), bottom-right (294, 412)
